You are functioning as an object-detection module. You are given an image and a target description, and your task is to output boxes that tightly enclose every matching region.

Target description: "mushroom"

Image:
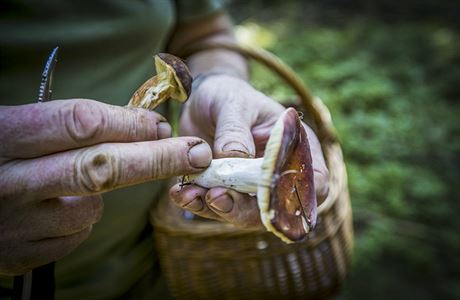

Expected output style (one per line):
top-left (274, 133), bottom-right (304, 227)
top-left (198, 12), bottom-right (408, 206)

top-left (127, 53), bottom-right (192, 110)
top-left (183, 107), bottom-right (317, 243)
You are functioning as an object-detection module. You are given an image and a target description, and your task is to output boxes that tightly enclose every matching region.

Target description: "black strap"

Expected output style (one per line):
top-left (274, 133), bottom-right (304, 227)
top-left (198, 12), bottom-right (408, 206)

top-left (12, 263), bottom-right (55, 300)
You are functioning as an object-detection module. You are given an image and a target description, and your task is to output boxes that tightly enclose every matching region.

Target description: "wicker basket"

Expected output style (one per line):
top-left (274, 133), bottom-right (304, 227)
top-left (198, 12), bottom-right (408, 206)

top-left (151, 43), bottom-right (353, 299)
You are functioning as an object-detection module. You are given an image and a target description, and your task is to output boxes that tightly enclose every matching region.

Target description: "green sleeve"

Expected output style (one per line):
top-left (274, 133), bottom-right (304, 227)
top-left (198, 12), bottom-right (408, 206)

top-left (174, 0), bottom-right (226, 23)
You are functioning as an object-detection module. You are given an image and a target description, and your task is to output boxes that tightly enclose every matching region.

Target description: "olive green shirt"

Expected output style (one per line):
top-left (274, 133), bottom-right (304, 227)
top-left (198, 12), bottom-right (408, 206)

top-left (0, 1), bottom-right (223, 299)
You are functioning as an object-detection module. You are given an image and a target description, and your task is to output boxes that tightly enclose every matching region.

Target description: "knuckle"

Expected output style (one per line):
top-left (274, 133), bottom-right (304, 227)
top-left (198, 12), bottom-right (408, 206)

top-left (63, 101), bottom-right (105, 143)
top-left (74, 148), bottom-right (120, 194)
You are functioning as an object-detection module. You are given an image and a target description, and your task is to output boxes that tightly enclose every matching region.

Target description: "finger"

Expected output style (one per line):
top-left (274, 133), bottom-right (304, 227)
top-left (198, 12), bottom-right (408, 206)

top-left (8, 137), bottom-right (212, 199)
top-left (2, 226), bottom-right (92, 275)
top-left (169, 183), bottom-right (222, 221)
top-left (205, 187), bottom-right (263, 229)
top-left (213, 102), bottom-right (257, 159)
top-left (0, 99), bottom-right (172, 159)
top-left (30, 196), bottom-right (103, 240)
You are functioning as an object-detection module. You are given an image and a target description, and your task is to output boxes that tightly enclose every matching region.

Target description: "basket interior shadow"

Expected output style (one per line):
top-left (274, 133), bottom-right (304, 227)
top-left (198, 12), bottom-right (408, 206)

top-left (151, 43), bottom-right (353, 300)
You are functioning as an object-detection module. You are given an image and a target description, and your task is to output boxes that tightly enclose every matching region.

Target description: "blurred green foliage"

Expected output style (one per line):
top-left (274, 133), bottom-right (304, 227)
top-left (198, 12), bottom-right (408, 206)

top-left (231, 1), bottom-right (460, 299)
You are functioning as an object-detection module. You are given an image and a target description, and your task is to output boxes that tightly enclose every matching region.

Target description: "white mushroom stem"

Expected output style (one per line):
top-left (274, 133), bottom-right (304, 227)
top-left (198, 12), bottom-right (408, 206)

top-left (183, 158), bottom-right (264, 194)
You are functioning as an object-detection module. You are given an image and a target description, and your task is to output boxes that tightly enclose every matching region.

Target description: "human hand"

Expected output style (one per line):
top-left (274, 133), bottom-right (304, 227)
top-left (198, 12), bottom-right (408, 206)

top-left (0, 99), bottom-right (212, 275)
top-left (169, 75), bottom-right (328, 228)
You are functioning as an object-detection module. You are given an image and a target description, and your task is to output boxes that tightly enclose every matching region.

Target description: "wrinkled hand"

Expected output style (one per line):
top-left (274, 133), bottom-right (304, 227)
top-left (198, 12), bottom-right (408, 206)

top-left (170, 75), bottom-right (328, 228)
top-left (0, 99), bottom-right (212, 275)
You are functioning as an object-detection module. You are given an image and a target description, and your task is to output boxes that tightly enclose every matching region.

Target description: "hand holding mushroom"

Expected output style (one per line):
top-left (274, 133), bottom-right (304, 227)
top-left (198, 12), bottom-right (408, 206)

top-left (169, 74), bottom-right (329, 242)
top-left (130, 53), bottom-right (328, 242)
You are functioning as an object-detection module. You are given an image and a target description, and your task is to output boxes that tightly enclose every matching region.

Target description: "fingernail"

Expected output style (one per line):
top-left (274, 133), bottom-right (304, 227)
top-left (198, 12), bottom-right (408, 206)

top-left (209, 193), bottom-right (233, 213)
top-left (184, 197), bottom-right (203, 212)
top-left (157, 122), bottom-right (172, 139)
top-left (188, 143), bottom-right (212, 168)
top-left (222, 142), bottom-right (249, 156)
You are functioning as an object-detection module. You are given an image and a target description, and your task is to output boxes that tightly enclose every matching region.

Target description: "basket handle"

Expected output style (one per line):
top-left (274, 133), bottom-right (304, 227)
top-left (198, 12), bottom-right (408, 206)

top-left (179, 42), bottom-right (338, 144)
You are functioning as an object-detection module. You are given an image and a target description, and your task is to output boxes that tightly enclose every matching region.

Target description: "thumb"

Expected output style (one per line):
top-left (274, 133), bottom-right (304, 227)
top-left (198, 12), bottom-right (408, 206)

top-left (213, 109), bottom-right (256, 158)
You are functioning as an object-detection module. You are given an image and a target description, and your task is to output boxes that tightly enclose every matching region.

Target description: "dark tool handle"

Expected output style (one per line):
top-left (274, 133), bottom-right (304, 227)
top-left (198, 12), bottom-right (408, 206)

top-left (12, 263), bottom-right (55, 300)
top-left (12, 46), bottom-right (59, 300)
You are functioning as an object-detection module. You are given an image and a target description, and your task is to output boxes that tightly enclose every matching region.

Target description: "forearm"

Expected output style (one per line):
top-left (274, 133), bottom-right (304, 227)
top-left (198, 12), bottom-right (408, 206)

top-left (167, 13), bottom-right (248, 80)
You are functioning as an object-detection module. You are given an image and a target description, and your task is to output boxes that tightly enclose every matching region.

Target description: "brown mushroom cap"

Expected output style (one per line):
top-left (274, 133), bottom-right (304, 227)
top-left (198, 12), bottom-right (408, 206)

top-left (156, 53), bottom-right (192, 101)
top-left (257, 107), bottom-right (317, 243)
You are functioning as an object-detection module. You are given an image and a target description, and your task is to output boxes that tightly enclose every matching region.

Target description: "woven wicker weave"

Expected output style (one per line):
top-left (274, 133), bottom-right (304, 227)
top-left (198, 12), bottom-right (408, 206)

top-left (151, 43), bottom-right (353, 299)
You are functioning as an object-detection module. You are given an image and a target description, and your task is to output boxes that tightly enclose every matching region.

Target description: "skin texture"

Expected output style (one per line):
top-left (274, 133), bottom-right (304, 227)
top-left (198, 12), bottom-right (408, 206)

top-left (168, 13), bottom-right (328, 230)
top-left (0, 99), bottom-right (212, 275)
